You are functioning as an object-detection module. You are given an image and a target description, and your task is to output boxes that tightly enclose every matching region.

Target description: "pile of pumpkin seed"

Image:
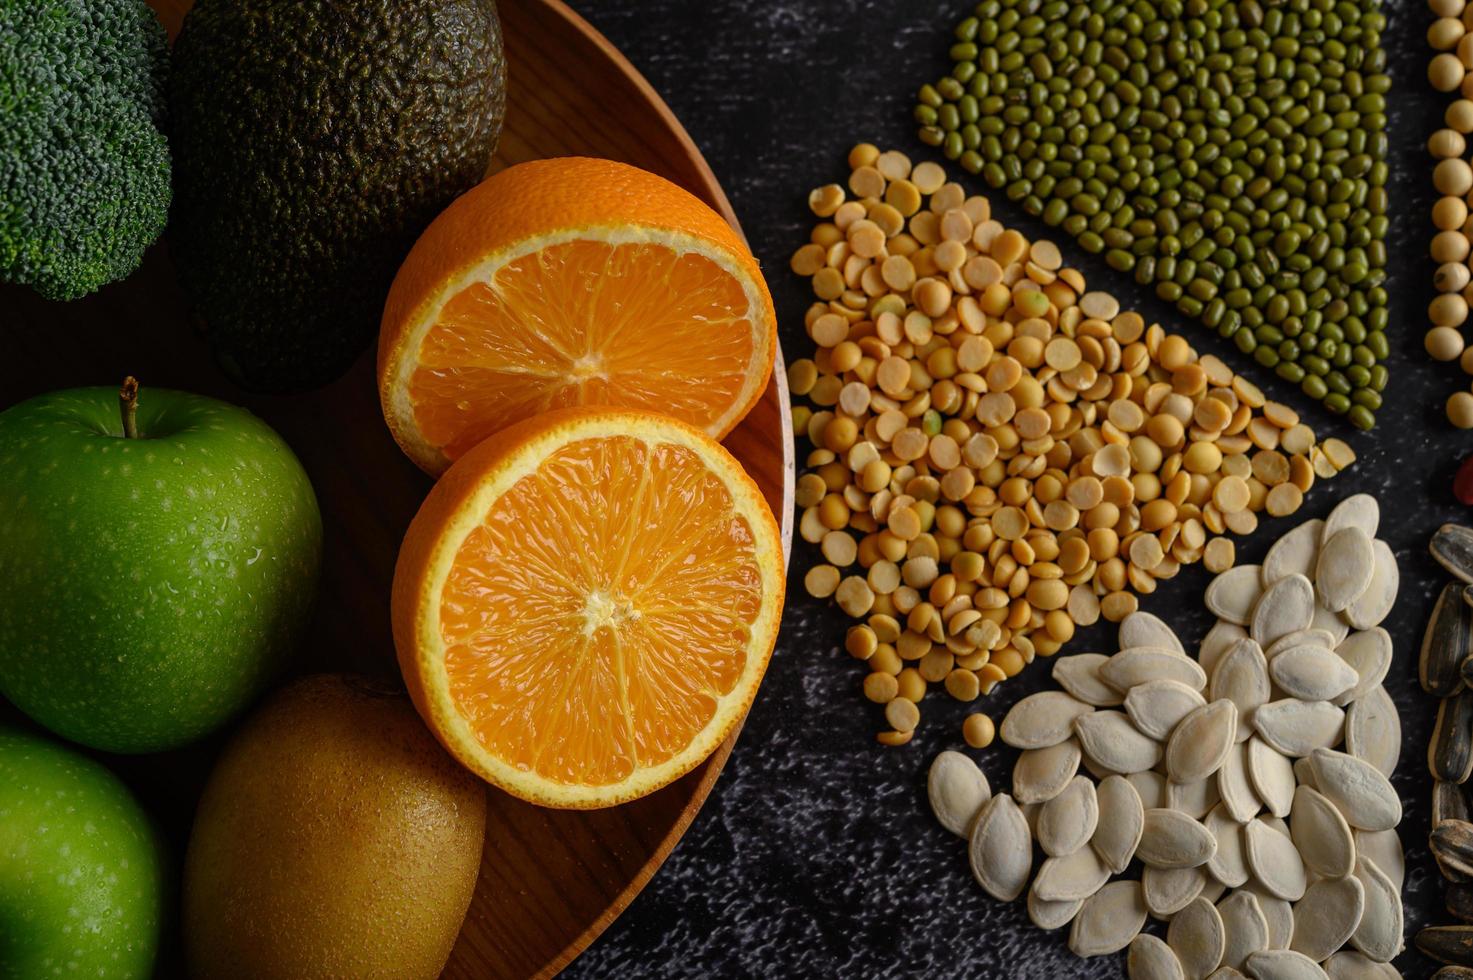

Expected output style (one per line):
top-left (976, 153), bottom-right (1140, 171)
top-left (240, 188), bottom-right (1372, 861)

top-left (929, 493), bottom-right (1404, 977)
top-left (916, 0), bottom-right (1391, 429)
top-left (1415, 524), bottom-right (1473, 974)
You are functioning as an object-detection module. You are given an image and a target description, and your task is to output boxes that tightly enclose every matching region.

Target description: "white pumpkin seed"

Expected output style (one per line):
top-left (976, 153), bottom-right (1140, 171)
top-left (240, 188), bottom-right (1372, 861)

top-left (1130, 769), bottom-right (1170, 810)
top-left (1243, 949), bottom-right (1330, 980)
top-left (1139, 808), bottom-right (1219, 869)
top-left (1289, 785), bottom-right (1355, 879)
top-left (1131, 933), bottom-right (1188, 980)
top-left (1239, 884), bottom-right (1294, 950)
top-left (1218, 891), bottom-right (1270, 971)
top-left (1089, 774), bottom-right (1145, 875)
top-left (1342, 539), bottom-right (1398, 631)
top-left (1200, 878), bottom-right (1228, 907)
top-left (1308, 748), bottom-right (1401, 831)
top-left (1019, 800), bottom-right (1042, 836)
top-left (1170, 776), bottom-right (1223, 821)
top-left (1264, 629), bottom-right (1337, 662)
top-left (1348, 856), bottom-right (1402, 964)
top-left (1208, 971), bottom-right (1249, 980)
top-left (1201, 621), bottom-right (1251, 678)
top-left (1211, 639), bottom-right (1271, 743)
top-left (968, 793), bottom-right (1032, 901)
top-left (1103, 647), bottom-right (1209, 693)
top-left (1244, 819), bottom-right (1307, 901)
top-left (1332, 628), bottom-right (1393, 708)
top-left (1208, 566), bottom-right (1266, 626)
top-left (1034, 844), bottom-right (1113, 902)
top-left (1082, 752), bottom-right (1122, 781)
top-left (1070, 880), bottom-right (1149, 957)
top-left (1291, 756), bottom-right (1317, 790)
top-left (1169, 896), bottom-right (1227, 980)
top-left (1075, 710), bottom-right (1164, 774)
top-left (1122, 610), bottom-right (1187, 654)
top-left (1028, 884), bottom-right (1083, 931)
top-left (1206, 804), bottom-right (1250, 887)
top-left (1053, 653), bottom-right (1126, 707)
top-left (1146, 864), bottom-right (1210, 918)
top-left (1013, 737), bottom-right (1083, 805)
top-left (1252, 700), bottom-right (1345, 758)
top-left (1316, 527), bottom-right (1376, 613)
top-left (1218, 741), bottom-right (1264, 824)
top-left (1247, 739), bottom-right (1296, 819)
top-left (1267, 645), bottom-right (1359, 702)
top-left (1251, 575), bottom-right (1316, 648)
top-left (1322, 493), bottom-right (1380, 543)
top-left (1038, 775), bottom-right (1099, 858)
top-left (1128, 679), bottom-right (1209, 741)
top-left (1324, 950), bottom-right (1402, 980)
top-left (927, 750), bottom-right (991, 837)
top-left (1001, 690), bottom-right (1095, 749)
top-left (1289, 874), bottom-right (1365, 962)
top-left (1168, 700), bottom-right (1238, 785)
top-left (1310, 601), bottom-right (1351, 646)
top-left (1262, 520), bottom-right (1324, 586)
top-left (1354, 829), bottom-right (1404, 889)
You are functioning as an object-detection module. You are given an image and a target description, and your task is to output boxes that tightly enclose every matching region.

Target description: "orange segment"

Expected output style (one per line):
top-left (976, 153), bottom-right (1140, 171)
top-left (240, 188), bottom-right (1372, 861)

top-left (379, 158), bottom-right (777, 475)
top-left (392, 407), bottom-right (783, 808)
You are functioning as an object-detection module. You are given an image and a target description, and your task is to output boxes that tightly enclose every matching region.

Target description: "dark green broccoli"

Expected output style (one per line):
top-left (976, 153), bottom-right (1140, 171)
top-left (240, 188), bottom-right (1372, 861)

top-left (0, 0), bottom-right (170, 301)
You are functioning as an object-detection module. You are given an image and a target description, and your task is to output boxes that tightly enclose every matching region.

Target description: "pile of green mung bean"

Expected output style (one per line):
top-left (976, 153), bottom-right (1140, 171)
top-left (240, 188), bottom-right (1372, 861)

top-left (915, 0), bottom-right (1391, 430)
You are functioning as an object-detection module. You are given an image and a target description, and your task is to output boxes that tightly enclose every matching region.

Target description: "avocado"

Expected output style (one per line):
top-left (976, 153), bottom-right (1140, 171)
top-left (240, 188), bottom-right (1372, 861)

top-left (169, 0), bottom-right (506, 392)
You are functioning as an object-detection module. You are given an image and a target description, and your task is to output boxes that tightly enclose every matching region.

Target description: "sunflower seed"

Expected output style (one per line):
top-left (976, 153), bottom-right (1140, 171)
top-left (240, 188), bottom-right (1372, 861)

top-left (1103, 648), bottom-right (1209, 693)
top-left (1170, 896), bottom-right (1227, 980)
top-left (1332, 629), bottom-right (1393, 708)
top-left (1440, 781), bottom-right (1472, 826)
top-left (1420, 926), bottom-right (1473, 966)
top-left (1289, 785), bottom-right (1355, 879)
top-left (1343, 539), bottom-right (1398, 632)
top-left (1424, 581), bottom-right (1473, 698)
top-left (1094, 773), bottom-right (1146, 874)
top-left (1131, 933), bottom-right (1188, 980)
top-left (1130, 769), bottom-right (1169, 809)
top-left (1450, 883), bottom-right (1473, 922)
top-left (968, 792), bottom-right (1032, 902)
top-left (1251, 575), bottom-right (1316, 648)
top-left (1344, 685), bottom-right (1400, 777)
top-left (1244, 818), bottom-right (1307, 901)
top-left (1202, 621), bottom-right (1251, 678)
top-left (1219, 891), bottom-right (1271, 971)
top-left (1123, 611), bottom-right (1187, 654)
top-left (1433, 524), bottom-right (1473, 584)
top-left (1219, 741), bottom-right (1264, 823)
top-left (1322, 494), bottom-right (1380, 542)
top-left (1244, 949), bottom-right (1330, 980)
top-left (1354, 829), bottom-right (1404, 890)
top-left (1139, 808), bottom-right (1218, 869)
top-left (1208, 566), bottom-right (1266, 626)
top-left (1264, 629), bottom-right (1338, 662)
top-left (1434, 820), bottom-right (1473, 880)
top-left (1290, 874), bottom-right (1366, 962)
top-left (1146, 864), bottom-right (1210, 918)
top-left (1247, 739), bottom-right (1296, 819)
top-left (1253, 701), bottom-right (1344, 758)
top-left (1035, 844), bottom-right (1113, 902)
top-left (1028, 884), bottom-right (1083, 931)
top-left (1211, 640), bottom-right (1271, 744)
top-left (1349, 856), bottom-right (1402, 963)
top-left (1263, 520), bottom-right (1324, 586)
top-left (1053, 653), bottom-right (1126, 707)
top-left (1310, 602), bottom-right (1351, 646)
top-left (1239, 884), bottom-right (1294, 950)
top-left (1128, 680), bottom-right (1209, 741)
top-left (1310, 748), bottom-right (1401, 831)
top-left (1168, 701), bottom-right (1238, 785)
top-left (1038, 775), bottom-right (1099, 858)
top-left (1206, 804), bottom-right (1250, 887)
top-left (1268, 645), bottom-right (1359, 703)
top-left (1014, 737), bottom-right (1083, 805)
top-left (1467, 583), bottom-right (1473, 609)
top-left (1071, 880), bottom-right (1149, 957)
top-left (1001, 691), bottom-right (1095, 749)
top-left (1438, 965), bottom-right (1473, 979)
top-left (1170, 776), bottom-right (1222, 821)
top-left (1076, 710), bottom-right (1163, 774)
top-left (927, 750), bottom-right (991, 837)
top-left (1316, 527), bottom-right (1376, 613)
top-left (1434, 692), bottom-right (1473, 784)
top-left (1324, 950), bottom-right (1403, 980)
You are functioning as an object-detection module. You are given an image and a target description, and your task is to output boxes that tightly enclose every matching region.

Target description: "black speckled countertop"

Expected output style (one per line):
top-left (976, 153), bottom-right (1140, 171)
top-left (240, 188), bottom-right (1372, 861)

top-left (564, 2), bottom-right (1459, 977)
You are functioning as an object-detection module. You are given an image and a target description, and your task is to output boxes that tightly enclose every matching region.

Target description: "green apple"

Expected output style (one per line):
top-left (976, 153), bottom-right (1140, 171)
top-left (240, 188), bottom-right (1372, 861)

top-left (0, 381), bottom-right (322, 752)
top-left (0, 726), bottom-right (165, 978)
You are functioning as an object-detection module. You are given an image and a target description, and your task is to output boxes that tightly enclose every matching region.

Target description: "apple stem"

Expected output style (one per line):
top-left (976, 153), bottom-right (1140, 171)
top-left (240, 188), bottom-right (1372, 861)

top-left (120, 377), bottom-right (140, 439)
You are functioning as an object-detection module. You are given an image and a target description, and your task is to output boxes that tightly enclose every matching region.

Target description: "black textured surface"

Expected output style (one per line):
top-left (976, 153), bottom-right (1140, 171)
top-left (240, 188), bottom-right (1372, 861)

top-left (564, 1), bottom-right (1458, 977)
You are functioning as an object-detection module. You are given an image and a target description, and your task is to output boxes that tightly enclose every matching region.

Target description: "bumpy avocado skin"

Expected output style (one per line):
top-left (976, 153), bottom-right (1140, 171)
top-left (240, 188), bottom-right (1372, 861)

top-left (169, 0), bottom-right (506, 392)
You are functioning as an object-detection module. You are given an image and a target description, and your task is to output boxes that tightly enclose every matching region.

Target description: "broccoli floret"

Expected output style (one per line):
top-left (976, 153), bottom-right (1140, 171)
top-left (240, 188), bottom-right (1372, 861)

top-left (0, 0), bottom-right (170, 301)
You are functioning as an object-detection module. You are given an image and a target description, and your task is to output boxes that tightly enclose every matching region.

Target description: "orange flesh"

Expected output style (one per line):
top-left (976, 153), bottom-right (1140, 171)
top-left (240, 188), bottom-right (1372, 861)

top-left (410, 240), bottom-right (758, 460)
top-left (438, 436), bottom-right (766, 786)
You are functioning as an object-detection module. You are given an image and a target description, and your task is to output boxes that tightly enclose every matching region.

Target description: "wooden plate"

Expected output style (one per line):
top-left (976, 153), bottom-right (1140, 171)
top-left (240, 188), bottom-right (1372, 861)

top-left (0, 0), bottom-right (793, 976)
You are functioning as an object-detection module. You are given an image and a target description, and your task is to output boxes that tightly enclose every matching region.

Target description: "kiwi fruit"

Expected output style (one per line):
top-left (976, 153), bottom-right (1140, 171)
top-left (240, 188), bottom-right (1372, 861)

top-left (182, 673), bottom-right (486, 979)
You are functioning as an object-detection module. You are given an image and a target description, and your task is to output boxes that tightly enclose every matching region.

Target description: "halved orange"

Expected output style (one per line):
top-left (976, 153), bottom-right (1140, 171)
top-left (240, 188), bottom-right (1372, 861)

top-left (378, 157), bottom-right (777, 476)
top-left (391, 406), bottom-right (784, 808)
